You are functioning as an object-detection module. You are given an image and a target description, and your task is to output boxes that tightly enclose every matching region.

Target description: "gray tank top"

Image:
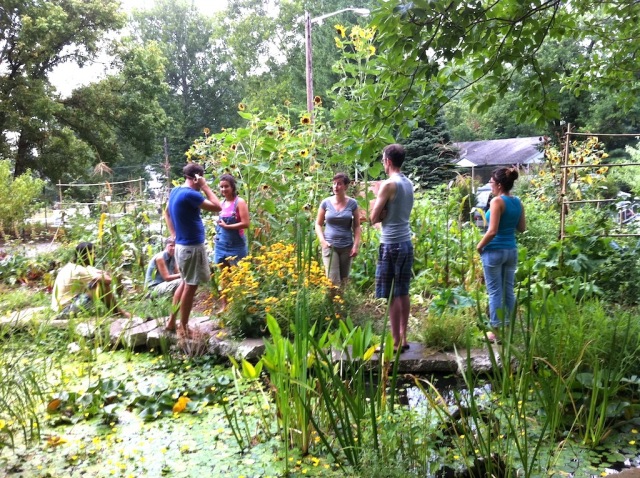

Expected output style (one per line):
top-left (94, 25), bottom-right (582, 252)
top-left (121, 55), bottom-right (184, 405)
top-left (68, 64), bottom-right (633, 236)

top-left (381, 174), bottom-right (413, 244)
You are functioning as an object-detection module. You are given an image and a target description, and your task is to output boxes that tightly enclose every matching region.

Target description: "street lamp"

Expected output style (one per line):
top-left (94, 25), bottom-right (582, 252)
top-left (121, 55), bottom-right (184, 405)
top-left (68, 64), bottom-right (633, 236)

top-left (305, 7), bottom-right (370, 113)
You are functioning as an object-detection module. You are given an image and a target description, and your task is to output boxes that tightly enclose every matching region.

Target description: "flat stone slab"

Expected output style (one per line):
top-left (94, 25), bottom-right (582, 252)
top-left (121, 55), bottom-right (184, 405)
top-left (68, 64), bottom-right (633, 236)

top-left (333, 342), bottom-right (499, 374)
top-left (3, 307), bottom-right (498, 374)
top-left (0, 306), bottom-right (46, 327)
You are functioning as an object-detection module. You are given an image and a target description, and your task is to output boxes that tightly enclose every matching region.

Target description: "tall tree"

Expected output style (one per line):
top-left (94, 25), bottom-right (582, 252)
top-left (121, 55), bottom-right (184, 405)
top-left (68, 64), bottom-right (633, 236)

top-left (401, 117), bottom-right (458, 188)
top-left (218, 0), bottom-right (374, 112)
top-left (129, 0), bottom-right (243, 171)
top-left (365, 1), bottom-right (640, 137)
top-left (0, 0), bottom-right (166, 184)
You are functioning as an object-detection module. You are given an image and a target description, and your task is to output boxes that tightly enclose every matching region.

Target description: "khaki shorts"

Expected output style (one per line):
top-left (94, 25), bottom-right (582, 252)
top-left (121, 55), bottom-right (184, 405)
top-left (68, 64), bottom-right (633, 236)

top-left (175, 244), bottom-right (210, 286)
top-left (149, 278), bottom-right (182, 296)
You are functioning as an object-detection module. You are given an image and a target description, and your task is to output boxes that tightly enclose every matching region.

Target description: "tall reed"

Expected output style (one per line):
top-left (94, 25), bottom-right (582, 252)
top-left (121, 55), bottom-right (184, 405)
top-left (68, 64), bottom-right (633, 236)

top-left (0, 325), bottom-right (52, 448)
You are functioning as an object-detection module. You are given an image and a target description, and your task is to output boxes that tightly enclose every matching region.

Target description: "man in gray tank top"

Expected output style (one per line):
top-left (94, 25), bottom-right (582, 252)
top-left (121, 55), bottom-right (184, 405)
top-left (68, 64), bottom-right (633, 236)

top-left (370, 144), bottom-right (414, 352)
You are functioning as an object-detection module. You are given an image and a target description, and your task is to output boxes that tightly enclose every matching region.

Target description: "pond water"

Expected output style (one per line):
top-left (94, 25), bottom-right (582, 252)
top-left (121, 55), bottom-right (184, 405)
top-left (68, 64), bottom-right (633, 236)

top-left (396, 374), bottom-right (640, 477)
top-left (0, 349), bottom-right (342, 478)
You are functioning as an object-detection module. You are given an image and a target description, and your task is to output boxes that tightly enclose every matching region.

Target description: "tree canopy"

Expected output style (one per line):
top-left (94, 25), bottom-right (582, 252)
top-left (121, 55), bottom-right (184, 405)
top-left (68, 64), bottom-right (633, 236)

top-left (0, 0), bottom-right (166, 184)
top-left (369, 1), bottom-right (640, 132)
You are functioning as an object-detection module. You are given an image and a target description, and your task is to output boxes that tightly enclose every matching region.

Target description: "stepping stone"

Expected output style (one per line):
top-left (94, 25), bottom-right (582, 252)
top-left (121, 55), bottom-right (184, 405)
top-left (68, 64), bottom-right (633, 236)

top-left (208, 335), bottom-right (236, 357)
top-left (333, 342), bottom-right (499, 374)
top-left (236, 338), bottom-right (265, 361)
top-left (0, 306), bottom-right (46, 328)
top-left (121, 318), bottom-right (162, 348)
top-left (109, 317), bottom-right (145, 346)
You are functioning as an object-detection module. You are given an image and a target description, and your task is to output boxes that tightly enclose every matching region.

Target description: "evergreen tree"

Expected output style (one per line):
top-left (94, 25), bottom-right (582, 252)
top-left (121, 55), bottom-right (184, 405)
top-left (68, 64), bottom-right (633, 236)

top-left (401, 117), bottom-right (458, 189)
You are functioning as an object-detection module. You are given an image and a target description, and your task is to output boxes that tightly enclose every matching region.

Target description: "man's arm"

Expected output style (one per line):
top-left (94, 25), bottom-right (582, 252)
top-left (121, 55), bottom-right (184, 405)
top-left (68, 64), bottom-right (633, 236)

top-left (370, 180), bottom-right (395, 225)
top-left (155, 254), bottom-right (180, 281)
top-left (198, 180), bottom-right (222, 212)
top-left (164, 206), bottom-right (175, 238)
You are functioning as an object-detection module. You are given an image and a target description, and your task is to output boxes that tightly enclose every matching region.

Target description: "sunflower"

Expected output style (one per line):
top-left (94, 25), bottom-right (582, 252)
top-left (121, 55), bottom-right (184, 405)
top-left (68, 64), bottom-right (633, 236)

top-left (335, 37), bottom-right (344, 49)
top-left (299, 150), bottom-right (309, 158)
top-left (300, 115), bottom-right (311, 125)
top-left (261, 184), bottom-right (270, 191)
top-left (335, 24), bottom-right (346, 38)
top-left (238, 103), bottom-right (246, 111)
top-left (203, 127), bottom-right (210, 135)
top-left (314, 96), bottom-right (322, 106)
top-left (367, 45), bottom-right (376, 56)
top-left (231, 144), bottom-right (237, 151)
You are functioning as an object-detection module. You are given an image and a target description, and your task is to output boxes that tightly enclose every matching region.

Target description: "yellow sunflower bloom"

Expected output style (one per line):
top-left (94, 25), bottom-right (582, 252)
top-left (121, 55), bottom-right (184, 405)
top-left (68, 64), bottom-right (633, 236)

top-left (299, 149), bottom-right (309, 157)
top-left (203, 127), bottom-right (210, 135)
top-left (314, 96), bottom-right (322, 105)
top-left (300, 115), bottom-right (311, 125)
top-left (238, 103), bottom-right (246, 111)
top-left (334, 24), bottom-right (346, 38)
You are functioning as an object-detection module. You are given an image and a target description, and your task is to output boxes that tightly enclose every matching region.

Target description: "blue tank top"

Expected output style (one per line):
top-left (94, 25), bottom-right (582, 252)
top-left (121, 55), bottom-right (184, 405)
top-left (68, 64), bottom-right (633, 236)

top-left (381, 174), bottom-right (414, 244)
top-left (485, 195), bottom-right (522, 250)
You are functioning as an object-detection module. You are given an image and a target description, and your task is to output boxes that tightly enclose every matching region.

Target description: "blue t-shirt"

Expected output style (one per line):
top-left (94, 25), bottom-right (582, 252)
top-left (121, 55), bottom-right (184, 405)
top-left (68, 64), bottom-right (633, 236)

top-left (485, 195), bottom-right (522, 250)
top-left (168, 187), bottom-right (205, 245)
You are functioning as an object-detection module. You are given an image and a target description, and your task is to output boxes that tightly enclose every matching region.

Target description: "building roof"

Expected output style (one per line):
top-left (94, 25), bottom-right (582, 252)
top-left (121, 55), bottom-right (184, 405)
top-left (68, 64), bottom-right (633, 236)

top-left (454, 137), bottom-right (545, 167)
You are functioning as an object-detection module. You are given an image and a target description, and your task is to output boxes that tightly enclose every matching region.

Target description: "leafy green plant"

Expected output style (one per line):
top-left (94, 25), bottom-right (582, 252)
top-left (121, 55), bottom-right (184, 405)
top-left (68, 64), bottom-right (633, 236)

top-left (0, 160), bottom-right (45, 237)
top-left (419, 303), bottom-right (481, 351)
top-left (0, 286), bottom-right (50, 315)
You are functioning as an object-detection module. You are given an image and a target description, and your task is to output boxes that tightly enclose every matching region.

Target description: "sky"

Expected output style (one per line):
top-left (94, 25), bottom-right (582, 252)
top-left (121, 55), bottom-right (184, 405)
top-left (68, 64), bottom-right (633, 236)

top-left (49, 0), bottom-right (228, 96)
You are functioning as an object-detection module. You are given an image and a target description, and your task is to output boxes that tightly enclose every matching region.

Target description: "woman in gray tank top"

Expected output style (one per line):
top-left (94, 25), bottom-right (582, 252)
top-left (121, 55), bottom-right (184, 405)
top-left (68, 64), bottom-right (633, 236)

top-left (315, 173), bottom-right (362, 288)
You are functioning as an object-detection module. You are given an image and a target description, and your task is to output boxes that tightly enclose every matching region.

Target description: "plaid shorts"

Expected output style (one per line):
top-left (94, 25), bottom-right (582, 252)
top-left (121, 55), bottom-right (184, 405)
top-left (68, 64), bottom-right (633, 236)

top-left (375, 241), bottom-right (413, 300)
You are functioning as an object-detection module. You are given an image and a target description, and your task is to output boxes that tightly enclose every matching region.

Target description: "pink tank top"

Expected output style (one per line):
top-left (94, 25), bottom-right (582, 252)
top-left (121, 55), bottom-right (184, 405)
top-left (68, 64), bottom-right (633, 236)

top-left (220, 198), bottom-right (244, 237)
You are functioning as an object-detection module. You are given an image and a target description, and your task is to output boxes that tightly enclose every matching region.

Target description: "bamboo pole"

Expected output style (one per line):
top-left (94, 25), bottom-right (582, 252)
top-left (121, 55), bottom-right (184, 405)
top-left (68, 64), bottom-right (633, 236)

top-left (559, 124), bottom-right (571, 240)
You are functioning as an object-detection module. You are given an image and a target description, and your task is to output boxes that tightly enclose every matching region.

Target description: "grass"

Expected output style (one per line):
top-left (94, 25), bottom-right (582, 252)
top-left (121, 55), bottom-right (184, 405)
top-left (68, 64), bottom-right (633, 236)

top-left (0, 285), bottom-right (50, 316)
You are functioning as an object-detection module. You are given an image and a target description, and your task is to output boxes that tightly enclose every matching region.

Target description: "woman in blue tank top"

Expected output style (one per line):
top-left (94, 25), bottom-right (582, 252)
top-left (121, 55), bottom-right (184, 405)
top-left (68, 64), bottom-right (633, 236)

top-left (476, 167), bottom-right (527, 342)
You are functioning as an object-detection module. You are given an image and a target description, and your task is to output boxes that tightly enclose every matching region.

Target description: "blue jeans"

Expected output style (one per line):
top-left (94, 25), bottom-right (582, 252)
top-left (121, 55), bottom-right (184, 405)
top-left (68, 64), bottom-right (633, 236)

top-left (481, 248), bottom-right (518, 328)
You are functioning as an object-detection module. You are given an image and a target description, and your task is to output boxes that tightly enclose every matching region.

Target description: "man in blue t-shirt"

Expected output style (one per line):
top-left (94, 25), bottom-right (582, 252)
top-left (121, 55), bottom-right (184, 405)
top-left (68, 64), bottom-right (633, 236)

top-left (164, 164), bottom-right (221, 337)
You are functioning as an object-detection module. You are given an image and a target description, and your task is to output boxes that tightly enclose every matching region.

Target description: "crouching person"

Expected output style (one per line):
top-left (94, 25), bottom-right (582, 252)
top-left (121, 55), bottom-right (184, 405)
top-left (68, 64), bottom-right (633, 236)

top-left (51, 242), bottom-right (130, 318)
top-left (145, 237), bottom-right (181, 297)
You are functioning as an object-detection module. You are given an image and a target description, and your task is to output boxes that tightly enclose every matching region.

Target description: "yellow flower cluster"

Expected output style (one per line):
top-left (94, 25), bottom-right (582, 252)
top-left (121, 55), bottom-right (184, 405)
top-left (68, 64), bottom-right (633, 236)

top-left (537, 136), bottom-right (611, 203)
top-left (335, 25), bottom-right (377, 57)
top-left (219, 242), bottom-right (333, 335)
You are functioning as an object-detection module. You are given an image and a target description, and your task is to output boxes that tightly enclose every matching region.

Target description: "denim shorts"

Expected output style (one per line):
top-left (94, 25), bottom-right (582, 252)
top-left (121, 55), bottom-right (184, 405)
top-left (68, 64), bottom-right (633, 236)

top-left (375, 240), bottom-right (413, 299)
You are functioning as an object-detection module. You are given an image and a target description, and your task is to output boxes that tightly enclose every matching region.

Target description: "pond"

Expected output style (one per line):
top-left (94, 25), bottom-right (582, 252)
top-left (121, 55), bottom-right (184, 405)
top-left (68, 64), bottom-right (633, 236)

top-left (398, 374), bottom-right (640, 477)
top-left (1, 327), bottom-right (640, 478)
top-left (0, 349), bottom-right (343, 478)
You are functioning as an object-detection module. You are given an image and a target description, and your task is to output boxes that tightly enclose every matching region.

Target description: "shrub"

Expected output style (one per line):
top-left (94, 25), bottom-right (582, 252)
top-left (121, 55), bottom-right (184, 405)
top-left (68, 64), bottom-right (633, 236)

top-left (420, 299), bottom-right (481, 351)
top-left (0, 161), bottom-right (45, 237)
